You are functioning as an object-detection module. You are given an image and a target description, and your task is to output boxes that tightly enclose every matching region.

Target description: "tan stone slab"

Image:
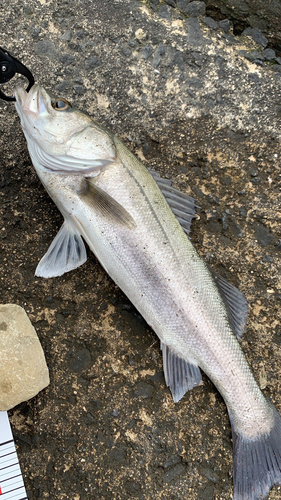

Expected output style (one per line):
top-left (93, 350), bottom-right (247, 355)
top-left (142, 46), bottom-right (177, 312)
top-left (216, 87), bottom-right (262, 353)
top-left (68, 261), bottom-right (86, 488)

top-left (0, 304), bottom-right (50, 411)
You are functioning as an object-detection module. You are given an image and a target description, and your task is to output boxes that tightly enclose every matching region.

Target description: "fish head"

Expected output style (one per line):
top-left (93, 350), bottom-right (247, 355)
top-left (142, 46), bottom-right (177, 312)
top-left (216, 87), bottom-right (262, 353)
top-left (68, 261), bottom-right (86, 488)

top-left (14, 85), bottom-right (116, 173)
top-left (14, 84), bottom-right (91, 151)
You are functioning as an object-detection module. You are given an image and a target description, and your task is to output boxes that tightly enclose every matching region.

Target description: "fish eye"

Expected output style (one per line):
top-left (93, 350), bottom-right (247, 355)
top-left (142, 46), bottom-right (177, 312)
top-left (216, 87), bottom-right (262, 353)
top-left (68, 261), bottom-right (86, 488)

top-left (52, 98), bottom-right (72, 111)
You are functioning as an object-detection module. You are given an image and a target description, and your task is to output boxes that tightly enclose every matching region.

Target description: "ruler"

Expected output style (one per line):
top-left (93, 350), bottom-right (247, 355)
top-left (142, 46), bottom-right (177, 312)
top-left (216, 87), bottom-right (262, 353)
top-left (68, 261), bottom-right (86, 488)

top-left (0, 412), bottom-right (28, 499)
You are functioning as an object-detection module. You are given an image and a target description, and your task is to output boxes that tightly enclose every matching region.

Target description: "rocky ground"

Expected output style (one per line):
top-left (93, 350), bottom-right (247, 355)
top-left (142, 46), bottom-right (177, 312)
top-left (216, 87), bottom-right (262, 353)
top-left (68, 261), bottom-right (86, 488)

top-left (0, 0), bottom-right (281, 499)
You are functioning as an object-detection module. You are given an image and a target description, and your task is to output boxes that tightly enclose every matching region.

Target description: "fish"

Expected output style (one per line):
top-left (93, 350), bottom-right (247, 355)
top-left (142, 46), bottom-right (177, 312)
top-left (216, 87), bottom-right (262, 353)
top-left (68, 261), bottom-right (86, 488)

top-left (14, 84), bottom-right (281, 500)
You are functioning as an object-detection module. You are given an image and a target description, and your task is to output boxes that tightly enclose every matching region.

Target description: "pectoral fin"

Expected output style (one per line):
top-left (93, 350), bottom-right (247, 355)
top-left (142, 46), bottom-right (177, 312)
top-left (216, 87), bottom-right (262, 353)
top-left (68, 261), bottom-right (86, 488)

top-left (35, 219), bottom-right (87, 278)
top-left (161, 342), bottom-right (202, 403)
top-left (79, 178), bottom-right (135, 229)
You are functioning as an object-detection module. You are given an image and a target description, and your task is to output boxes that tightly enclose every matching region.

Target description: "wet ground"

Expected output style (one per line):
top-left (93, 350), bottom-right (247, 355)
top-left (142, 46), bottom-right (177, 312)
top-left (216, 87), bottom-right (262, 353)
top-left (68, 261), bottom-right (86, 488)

top-left (0, 1), bottom-right (281, 499)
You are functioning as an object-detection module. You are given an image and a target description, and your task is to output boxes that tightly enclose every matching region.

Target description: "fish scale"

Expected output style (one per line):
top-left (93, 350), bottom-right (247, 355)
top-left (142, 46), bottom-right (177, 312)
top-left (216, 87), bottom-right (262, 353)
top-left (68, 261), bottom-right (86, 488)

top-left (13, 84), bottom-right (281, 500)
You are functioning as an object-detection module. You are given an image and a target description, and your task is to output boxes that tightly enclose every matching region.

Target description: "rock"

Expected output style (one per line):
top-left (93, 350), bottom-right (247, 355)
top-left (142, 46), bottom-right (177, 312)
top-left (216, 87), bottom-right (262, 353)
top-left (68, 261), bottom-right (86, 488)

top-left (158, 4), bottom-right (172, 20)
top-left (162, 454), bottom-right (182, 469)
top-left (218, 19), bottom-right (230, 32)
top-left (176, 0), bottom-right (191, 13)
top-left (272, 64), bottom-right (281, 73)
top-left (191, 51), bottom-right (204, 66)
top-left (204, 17), bottom-right (218, 30)
top-left (32, 26), bottom-right (41, 39)
top-left (163, 463), bottom-right (186, 483)
top-left (186, 18), bottom-right (204, 47)
top-left (85, 55), bottom-right (100, 69)
top-left (185, 1), bottom-right (206, 17)
top-left (0, 304), bottom-right (49, 411)
top-left (263, 48), bottom-right (276, 61)
top-left (242, 27), bottom-right (268, 48)
top-left (34, 39), bottom-right (57, 59)
top-left (153, 43), bottom-right (165, 67)
top-left (134, 381), bottom-right (153, 398)
top-left (54, 80), bottom-right (71, 92)
top-left (239, 49), bottom-right (264, 62)
top-left (74, 29), bottom-right (84, 39)
top-left (121, 46), bottom-right (132, 57)
top-left (164, 0), bottom-right (176, 7)
top-left (254, 222), bottom-right (273, 247)
top-left (142, 44), bottom-right (153, 60)
top-left (60, 30), bottom-right (72, 42)
top-left (251, 28), bottom-right (268, 47)
top-left (59, 53), bottom-right (74, 65)
top-left (73, 84), bottom-right (85, 95)
top-left (262, 255), bottom-right (274, 263)
top-left (151, 0), bottom-right (159, 8)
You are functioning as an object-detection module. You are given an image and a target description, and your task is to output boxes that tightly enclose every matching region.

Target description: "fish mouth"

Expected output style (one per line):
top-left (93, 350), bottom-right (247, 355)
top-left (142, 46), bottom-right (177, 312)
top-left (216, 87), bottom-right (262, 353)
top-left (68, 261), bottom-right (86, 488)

top-left (14, 84), bottom-right (49, 116)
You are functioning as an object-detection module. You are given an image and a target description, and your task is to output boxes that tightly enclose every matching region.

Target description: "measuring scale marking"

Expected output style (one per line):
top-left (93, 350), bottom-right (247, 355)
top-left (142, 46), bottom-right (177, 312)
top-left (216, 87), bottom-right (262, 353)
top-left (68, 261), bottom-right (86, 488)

top-left (0, 412), bottom-right (27, 499)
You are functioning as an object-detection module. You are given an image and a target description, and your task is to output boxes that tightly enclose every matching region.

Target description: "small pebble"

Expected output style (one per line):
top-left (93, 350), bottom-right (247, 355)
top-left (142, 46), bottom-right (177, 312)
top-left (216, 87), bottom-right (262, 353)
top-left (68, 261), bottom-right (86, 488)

top-left (185, 1), bottom-right (206, 17)
top-left (59, 53), bottom-right (74, 65)
top-left (73, 84), bottom-right (85, 95)
top-left (242, 27), bottom-right (268, 48)
top-left (134, 382), bottom-right (153, 398)
top-left (262, 255), bottom-right (274, 263)
top-left (142, 44), bottom-right (153, 59)
top-left (204, 17), bottom-right (218, 30)
top-left (34, 39), bottom-right (57, 58)
top-left (60, 30), bottom-right (72, 42)
top-left (176, 0), bottom-right (192, 14)
top-left (263, 48), bottom-right (276, 61)
top-left (158, 4), bottom-right (172, 20)
top-left (218, 19), bottom-right (230, 32)
top-left (85, 55), bottom-right (100, 69)
top-left (121, 47), bottom-right (132, 57)
top-left (186, 17), bottom-right (204, 46)
top-left (164, 0), bottom-right (176, 7)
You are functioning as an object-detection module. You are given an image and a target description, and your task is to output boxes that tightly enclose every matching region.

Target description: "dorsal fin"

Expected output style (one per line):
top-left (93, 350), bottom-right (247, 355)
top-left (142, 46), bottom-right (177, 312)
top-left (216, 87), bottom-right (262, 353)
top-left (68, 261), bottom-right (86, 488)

top-left (150, 170), bottom-right (248, 341)
top-left (150, 170), bottom-right (198, 236)
top-left (208, 266), bottom-right (249, 340)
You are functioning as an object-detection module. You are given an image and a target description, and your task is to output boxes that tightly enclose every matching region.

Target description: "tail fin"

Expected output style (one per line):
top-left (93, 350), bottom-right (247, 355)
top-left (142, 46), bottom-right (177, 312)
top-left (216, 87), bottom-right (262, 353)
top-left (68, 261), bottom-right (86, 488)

top-left (230, 405), bottom-right (281, 500)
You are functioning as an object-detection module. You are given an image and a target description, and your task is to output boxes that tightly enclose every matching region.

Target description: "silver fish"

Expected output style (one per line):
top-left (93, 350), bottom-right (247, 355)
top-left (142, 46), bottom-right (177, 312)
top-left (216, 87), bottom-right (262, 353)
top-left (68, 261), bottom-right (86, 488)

top-left (14, 84), bottom-right (281, 500)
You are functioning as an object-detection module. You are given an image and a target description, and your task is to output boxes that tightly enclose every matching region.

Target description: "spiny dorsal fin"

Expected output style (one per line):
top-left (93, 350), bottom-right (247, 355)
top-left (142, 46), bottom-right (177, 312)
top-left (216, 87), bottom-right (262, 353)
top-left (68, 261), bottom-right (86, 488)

top-left (150, 170), bottom-right (198, 236)
top-left (79, 178), bottom-right (135, 228)
top-left (161, 342), bottom-right (202, 403)
top-left (208, 266), bottom-right (249, 340)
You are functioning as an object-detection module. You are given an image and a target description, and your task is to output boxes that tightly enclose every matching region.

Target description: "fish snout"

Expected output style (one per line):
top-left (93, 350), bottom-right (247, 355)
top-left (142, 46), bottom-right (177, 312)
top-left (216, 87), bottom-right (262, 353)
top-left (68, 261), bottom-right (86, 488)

top-left (14, 84), bottom-right (45, 116)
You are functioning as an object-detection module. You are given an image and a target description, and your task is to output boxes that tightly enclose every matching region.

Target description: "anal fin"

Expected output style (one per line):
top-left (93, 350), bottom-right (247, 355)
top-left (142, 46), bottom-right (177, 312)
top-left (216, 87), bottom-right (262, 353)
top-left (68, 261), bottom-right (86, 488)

top-left (161, 342), bottom-right (202, 403)
top-left (35, 219), bottom-right (87, 278)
